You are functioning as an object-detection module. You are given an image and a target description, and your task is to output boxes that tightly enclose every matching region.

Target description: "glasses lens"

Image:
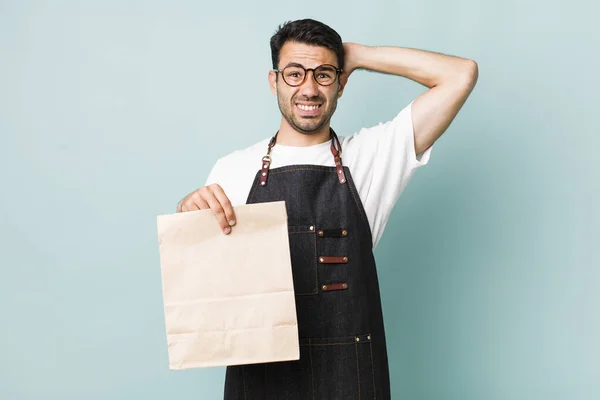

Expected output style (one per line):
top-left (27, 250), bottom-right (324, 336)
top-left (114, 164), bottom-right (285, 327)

top-left (315, 65), bottom-right (337, 85)
top-left (282, 66), bottom-right (305, 86)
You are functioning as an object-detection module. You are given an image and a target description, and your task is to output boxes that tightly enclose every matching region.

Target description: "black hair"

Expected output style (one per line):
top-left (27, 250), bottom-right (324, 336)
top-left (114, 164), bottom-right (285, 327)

top-left (270, 19), bottom-right (344, 70)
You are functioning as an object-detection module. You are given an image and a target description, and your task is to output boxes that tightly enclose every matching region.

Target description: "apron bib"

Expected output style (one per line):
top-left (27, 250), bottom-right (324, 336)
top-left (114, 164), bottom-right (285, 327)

top-left (224, 129), bottom-right (391, 400)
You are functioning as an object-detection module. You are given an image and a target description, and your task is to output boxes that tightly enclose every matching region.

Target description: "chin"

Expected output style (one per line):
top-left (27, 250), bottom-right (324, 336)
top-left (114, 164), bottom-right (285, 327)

top-left (297, 129), bottom-right (319, 136)
top-left (294, 119), bottom-right (323, 132)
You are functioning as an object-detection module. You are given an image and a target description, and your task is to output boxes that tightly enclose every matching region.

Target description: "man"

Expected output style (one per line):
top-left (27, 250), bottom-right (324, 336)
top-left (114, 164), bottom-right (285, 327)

top-left (177, 18), bottom-right (477, 400)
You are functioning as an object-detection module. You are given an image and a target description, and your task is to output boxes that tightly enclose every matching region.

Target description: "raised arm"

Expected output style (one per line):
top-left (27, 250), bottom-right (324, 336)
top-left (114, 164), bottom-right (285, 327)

top-left (342, 43), bottom-right (479, 155)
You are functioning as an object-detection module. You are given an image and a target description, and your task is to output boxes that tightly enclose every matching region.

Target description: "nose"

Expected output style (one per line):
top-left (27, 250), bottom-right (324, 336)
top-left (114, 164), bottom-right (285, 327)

top-left (298, 70), bottom-right (320, 98)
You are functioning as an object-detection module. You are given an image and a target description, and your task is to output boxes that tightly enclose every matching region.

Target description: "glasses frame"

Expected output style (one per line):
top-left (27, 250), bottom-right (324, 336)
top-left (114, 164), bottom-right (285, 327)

top-left (273, 63), bottom-right (343, 87)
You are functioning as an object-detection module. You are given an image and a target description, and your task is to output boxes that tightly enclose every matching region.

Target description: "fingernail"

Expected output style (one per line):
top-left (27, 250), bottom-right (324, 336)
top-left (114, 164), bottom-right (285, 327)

top-left (224, 227), bottom-right (231, 234)
top-left (229, 220), bottom-right (236, 226)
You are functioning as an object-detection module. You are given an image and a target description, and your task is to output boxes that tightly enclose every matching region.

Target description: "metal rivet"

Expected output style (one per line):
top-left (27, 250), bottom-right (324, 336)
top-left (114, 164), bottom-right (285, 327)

top-left (341, 179), bottom-right (346, 183)
top-left (342, 230), bottom-right (348, 236)
top-left (343, 257), bottom-right (348, 262)
top-left (342, 283), bottom-right (348, 289)
top-left (309, 226), bottom-right (314, 231)
top-left (260, 181), bottom-right (266, 186)
top-left (367, 335), bottom-right (371, 340)
top-left (355, 337), bottom-right (360, 342)
top-left (319, 257), bottom-right (324, 263)
top-left (318, 230), bottom-right (324, 236)
top-left (263, 164), bottom-right (267, 168)
top-left (322, 285), bottom-right (327, 290)
top-left (338, 170), bottom-right (342, 174)
top-left (262, 172), bottom-right (266, 176)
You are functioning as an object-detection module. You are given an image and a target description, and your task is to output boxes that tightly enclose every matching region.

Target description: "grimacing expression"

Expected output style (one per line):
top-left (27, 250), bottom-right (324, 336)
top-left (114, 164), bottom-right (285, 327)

top-left (271, 42), bottom-right (345, 135)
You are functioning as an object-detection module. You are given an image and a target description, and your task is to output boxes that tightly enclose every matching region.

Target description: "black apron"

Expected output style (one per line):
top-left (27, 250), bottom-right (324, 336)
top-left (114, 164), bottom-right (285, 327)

top-left (224, 129), bottom-right (391, 399)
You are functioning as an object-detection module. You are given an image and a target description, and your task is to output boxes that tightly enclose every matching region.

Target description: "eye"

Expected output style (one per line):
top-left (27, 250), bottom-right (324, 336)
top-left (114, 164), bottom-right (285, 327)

top-left (284, 67), bottom-right (304, 80)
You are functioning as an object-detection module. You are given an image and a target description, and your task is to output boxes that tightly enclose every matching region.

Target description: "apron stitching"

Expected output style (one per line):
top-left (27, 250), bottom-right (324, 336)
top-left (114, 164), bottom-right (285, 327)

top-left (355, 342), bottom-right (361, 399)
top-left (309, 339), bottom-right (315, 400)
top-left (370, 340), bottom-right (376, 400)
top-left (269, 167), bottom-right (334, 174)
top-left (304, 335), bottom-right (367, 341)
top-left (302, 342), bottom-right (359, 346)
top-left (312, 228), bottom-right (318, 293)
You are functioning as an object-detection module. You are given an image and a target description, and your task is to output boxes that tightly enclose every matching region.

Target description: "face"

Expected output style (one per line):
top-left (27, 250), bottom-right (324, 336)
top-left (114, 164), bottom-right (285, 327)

top-left (269, 41), bottom-right (346, 135)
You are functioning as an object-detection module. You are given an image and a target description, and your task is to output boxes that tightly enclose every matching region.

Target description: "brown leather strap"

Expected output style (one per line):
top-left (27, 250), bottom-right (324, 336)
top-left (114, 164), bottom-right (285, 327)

top-left (259, 135), bottom-right (277, 186)
top-left (259, 156), bottom-right (270, 186)
top-left (259, 128), bottom-right (345, 186)
top-left (330, 130), bottom-right (346, 184)
top-left (322, 282), bottom-right (348, 291)
top-left (318, 256), bottom-right (348, 264)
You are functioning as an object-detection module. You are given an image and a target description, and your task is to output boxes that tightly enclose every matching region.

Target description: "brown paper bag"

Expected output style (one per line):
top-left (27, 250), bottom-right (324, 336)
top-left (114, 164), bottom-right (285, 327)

top-left (156, 200), bottom-right (299, 370)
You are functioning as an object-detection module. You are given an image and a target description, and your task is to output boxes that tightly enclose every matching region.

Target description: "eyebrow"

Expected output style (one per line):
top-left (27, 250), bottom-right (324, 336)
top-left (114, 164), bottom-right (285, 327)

top-left (283, 62), bottom-right (305, 69)
top-left (281, 62), bottom-right (339, 69)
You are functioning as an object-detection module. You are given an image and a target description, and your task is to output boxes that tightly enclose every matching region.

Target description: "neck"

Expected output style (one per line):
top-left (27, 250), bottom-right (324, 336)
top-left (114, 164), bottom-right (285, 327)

top-left (275, 117), bottom-right (331, 146)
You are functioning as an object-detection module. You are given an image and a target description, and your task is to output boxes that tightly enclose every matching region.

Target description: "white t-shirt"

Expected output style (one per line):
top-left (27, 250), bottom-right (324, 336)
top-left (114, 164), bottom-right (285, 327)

top-left (204, 100), bottom-right (433, 249)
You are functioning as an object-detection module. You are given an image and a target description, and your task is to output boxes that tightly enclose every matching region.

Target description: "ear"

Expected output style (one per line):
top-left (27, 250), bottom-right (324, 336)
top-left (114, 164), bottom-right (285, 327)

top-left (337, 71), bottom-right (349, 99)
top-left (268, 70), bottom-right (277, 96)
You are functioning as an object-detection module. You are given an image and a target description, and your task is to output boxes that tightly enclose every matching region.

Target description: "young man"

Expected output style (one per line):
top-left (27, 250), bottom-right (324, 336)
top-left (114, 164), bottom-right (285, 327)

top-left (177, 18), bottom-right (478, 400)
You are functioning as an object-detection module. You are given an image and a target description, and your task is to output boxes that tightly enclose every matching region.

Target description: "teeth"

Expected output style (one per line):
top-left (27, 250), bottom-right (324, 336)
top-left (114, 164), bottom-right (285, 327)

top-left (297, 104), bottom-right (319, 111)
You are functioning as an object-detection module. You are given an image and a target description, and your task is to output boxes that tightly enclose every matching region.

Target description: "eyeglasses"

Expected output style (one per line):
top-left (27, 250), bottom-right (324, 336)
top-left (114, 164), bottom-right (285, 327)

top-left (274, 64), bottom-right (342, 87)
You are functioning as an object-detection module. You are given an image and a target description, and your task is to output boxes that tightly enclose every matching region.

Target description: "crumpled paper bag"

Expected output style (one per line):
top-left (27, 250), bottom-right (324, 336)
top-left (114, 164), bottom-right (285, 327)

top-left (156, 200), bottom-right (299, 369)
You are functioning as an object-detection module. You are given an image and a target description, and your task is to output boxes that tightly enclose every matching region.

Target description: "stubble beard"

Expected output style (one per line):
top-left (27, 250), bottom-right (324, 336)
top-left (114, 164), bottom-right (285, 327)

top-left (277, 93), bottom-right (338, 136)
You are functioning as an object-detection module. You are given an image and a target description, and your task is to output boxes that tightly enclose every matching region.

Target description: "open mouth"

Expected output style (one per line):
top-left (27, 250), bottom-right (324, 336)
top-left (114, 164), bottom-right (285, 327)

top-left (296, 104), bottom-right (322, 111)
top-left (295, 103), bottom-right (323, 116)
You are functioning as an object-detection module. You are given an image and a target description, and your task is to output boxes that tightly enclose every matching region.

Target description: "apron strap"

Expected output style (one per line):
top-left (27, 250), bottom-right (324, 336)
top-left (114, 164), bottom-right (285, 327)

top-left (259, 135), bottom-right (277, 186)
top-left (259, 129), bottom-right (346, 186)
top-left (330, 129), bottom-right (347, 184)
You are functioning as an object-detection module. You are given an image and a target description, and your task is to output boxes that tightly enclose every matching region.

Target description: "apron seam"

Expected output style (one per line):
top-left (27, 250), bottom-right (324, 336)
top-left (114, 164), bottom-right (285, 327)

top-left (312, 227), bottom-right (318, 293)
top-left (309, 339), bottom-right (315, 400)
top-left (370, 340), bottom-right (376, 400)
top-left (356, 342), bottom-right (361, 400)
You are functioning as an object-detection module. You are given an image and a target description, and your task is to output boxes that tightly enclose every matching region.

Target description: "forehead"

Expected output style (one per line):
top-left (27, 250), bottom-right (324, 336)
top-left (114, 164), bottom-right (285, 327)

top-left (278, 41), bottom-right (338, 68)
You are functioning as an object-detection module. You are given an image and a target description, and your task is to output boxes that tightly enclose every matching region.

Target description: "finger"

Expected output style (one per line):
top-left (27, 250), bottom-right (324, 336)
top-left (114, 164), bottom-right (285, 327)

top-left (201, 188), bottom-right (231, 234)
top-left (192, 194), bottom-right (210, 210)
top-left (183, 201), bottom-right (200, 211)
top-left (209, 185), bottom-right (236, 226)
top-left (181, 192), bottom-right (209, 212)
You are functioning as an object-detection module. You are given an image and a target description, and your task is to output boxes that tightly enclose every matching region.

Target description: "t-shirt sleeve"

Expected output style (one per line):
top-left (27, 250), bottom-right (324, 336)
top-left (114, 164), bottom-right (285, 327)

top-left (201, 155), bottom-right (257, 207)
top-left (204, 158), bottom-right (222, 187)
top-left (344, 100), bottom-right (433, 248)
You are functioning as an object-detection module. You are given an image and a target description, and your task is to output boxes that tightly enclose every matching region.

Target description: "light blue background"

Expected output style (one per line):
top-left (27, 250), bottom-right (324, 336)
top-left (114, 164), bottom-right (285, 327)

top-left (1, 1), bottom-right (598, 399)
